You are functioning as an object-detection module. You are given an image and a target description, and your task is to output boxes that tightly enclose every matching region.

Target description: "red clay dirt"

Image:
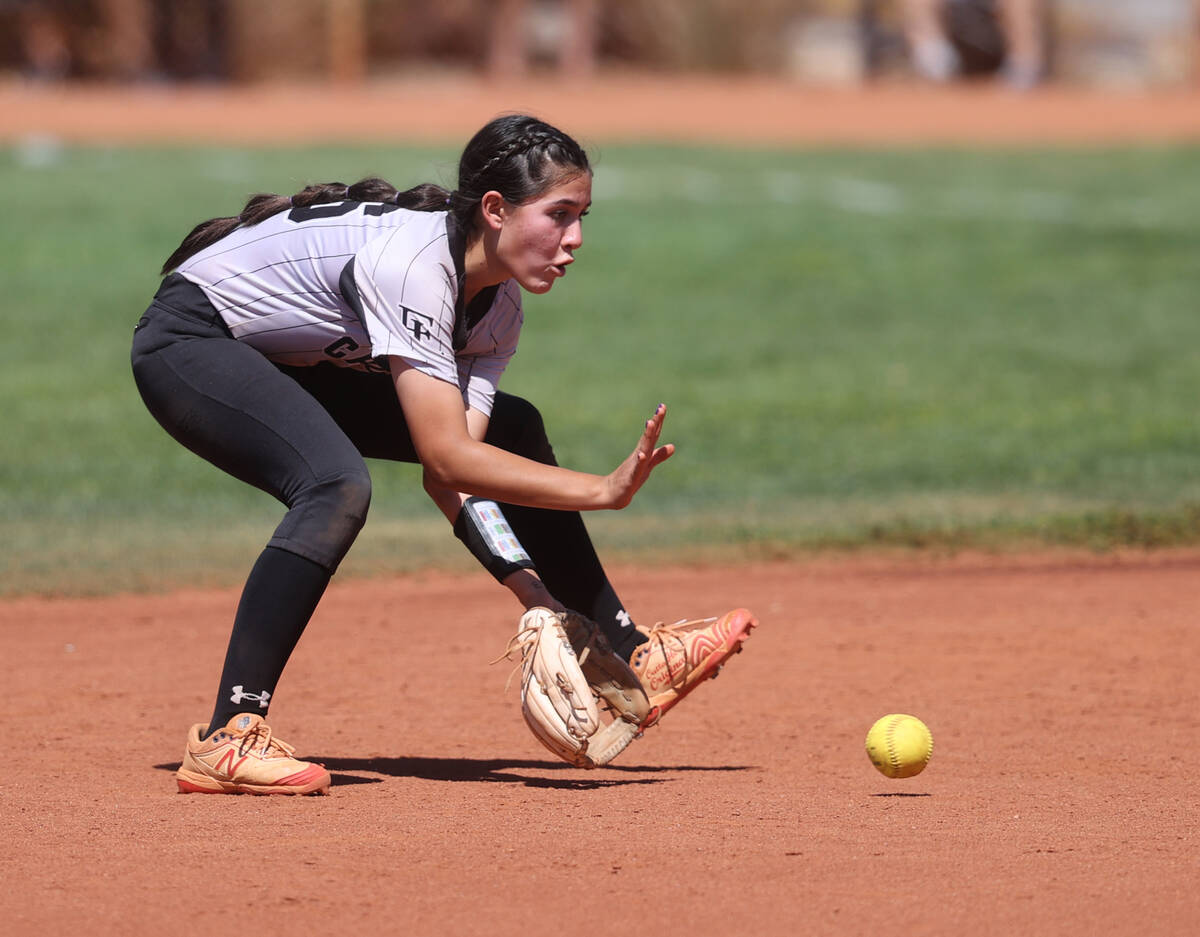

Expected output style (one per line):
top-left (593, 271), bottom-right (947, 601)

top-left (3, 75), bottom-right (1200, 936)
top-left (3, 73), bottom-right (1200, 147)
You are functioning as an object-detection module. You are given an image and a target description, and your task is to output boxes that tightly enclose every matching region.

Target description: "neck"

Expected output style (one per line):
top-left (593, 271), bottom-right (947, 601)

top-left (463, 233), bottom-right (505, 306)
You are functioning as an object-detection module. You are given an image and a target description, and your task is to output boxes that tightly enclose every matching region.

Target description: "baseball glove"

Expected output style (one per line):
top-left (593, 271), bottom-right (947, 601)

top-left (500, 607), bottom-right (601, 768)
top-left (498, 608), bottom-right (651, 769)
top-left (559, 610), bottom-right (653, 765)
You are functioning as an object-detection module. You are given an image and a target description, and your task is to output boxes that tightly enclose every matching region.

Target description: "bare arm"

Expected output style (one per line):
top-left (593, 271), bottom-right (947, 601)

top-left (392, 357), bottom-right (673, 513)
top-left (401, 358), bottom-right (672, 610)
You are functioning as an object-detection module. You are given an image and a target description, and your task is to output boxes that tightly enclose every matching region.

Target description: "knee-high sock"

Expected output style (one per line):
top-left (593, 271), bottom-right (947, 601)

top-left (205, 546), bottom-right (331, 736)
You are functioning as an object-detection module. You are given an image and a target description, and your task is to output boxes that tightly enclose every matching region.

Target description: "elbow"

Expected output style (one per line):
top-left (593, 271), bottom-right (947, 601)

top-left (418, 443), bottom-right (470, 491)
top-left (420, 468), bottom-right (444, 497)
top-left (420, 459), bottom-right (459, 491)
top-left (414, 427), bottom-right (482, 492)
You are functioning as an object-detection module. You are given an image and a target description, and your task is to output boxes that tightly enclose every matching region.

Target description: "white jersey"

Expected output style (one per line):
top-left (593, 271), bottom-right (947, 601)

top-left (176, 202), bottom-right (522, 416)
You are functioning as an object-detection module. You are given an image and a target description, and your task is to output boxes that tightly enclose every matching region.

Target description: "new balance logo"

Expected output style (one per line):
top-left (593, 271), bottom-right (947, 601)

top-left (230, 685), bottom-right (271, 709)
top-left (214, 748), bottom-right (250, 776)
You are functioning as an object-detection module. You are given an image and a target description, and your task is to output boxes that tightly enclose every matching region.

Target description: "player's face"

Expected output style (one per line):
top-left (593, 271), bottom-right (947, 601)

top-left (497, 171), bottom-right (592, 294)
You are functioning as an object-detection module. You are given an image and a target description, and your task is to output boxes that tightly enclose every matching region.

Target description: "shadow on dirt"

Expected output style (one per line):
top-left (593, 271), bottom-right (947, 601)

top-left (154, 756), bottom-right (755, 790)
top-left (319, 755), bottom-right (756, 790)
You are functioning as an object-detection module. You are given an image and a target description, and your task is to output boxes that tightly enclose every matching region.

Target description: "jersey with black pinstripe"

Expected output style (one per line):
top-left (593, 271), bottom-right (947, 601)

top-left (176, 202), bottom-right (522, 416)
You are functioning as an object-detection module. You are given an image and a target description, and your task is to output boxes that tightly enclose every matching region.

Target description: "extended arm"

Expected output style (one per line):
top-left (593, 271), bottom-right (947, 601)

top-left (391, 357), bottom-right (673, 512)
top-left (396, 358), bottom-right (672, 609)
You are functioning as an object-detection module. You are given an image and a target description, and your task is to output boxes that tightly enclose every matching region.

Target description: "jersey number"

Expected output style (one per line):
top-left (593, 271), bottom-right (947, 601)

top-left (288, 201), bottom-right (401, 223)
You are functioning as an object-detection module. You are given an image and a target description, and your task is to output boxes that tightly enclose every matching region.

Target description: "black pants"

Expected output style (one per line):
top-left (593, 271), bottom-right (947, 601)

top-left (130, 275), bottom-right (633, 640)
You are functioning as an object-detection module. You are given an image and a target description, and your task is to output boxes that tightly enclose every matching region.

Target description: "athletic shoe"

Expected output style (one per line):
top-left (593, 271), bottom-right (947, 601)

top-left (629, 608), bottom-right (757, 722)
top-left (175, 713), bottom-right (330, 795)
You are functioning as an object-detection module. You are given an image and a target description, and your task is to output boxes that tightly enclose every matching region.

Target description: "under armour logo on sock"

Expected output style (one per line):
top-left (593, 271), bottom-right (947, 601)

top-left (230, 685), bottom-right (271, 709)
top-left (616, 609), bottom-right (633, 630)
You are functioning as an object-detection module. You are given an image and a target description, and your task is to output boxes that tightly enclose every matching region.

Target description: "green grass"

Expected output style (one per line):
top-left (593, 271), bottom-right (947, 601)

top-left (3, 141), bottom-right (1200, 595)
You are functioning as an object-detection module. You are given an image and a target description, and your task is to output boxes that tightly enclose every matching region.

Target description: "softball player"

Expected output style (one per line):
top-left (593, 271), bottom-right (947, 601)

top-left (131, 114), bottom-right (756, 795)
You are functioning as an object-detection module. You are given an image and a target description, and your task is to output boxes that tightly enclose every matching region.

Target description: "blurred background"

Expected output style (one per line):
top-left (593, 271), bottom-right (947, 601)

top-left (0, 0), bottom-right (1195, 91)
top-left (3, 2), bottom-right (1200, 597)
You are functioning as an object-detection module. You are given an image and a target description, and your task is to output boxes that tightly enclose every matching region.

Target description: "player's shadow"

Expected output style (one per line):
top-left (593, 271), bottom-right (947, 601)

top-left (318, 755), bottom-right (755, 791)
top-left (154, 756), bottom-right (754, 791)
top-left (870, 792), bottom-right (932, 797)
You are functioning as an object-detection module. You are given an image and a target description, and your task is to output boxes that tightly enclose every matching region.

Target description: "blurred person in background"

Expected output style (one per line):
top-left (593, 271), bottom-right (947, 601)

top-left (4, 0), bottom-right (157, 81)
top-left (6, 0), bottom-right (71, 80)
top-left (487, 0), bottom-right (598, 77)
top-left (900, 0), bottom-right (1047, 89)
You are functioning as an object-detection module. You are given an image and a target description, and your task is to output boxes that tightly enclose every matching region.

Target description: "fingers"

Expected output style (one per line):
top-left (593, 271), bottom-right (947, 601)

top-left (639, 403), bottom-right (667, 453)
top-left (649, 443), bottom-right (674, 468)
top-left (645, 402), bottom-right (666, 434)
top-left (607, 404), bottom-right (674, 509)
top-left (633, 405), bottom-right (672, 477)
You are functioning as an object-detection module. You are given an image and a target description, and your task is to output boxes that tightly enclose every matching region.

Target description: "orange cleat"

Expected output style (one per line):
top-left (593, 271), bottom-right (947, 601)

top-left (629, 607), bottom-right (758, 724)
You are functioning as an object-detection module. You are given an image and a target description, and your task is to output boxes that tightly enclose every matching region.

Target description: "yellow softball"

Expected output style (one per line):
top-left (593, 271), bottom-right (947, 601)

top-left (865, 714), bottom-right (933, 779)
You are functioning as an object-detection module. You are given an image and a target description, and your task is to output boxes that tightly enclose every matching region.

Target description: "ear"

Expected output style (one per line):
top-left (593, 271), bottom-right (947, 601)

top-left (478, 190), bottom-right (507, 232)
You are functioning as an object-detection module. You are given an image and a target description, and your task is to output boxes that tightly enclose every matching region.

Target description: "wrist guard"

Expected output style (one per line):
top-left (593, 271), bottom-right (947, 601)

top-left (453, 497), bottom-right (536, 582)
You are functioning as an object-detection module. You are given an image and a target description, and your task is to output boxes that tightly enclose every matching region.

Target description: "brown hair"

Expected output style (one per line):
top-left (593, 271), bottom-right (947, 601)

top-left (160, 114), bottom-right (590, 275)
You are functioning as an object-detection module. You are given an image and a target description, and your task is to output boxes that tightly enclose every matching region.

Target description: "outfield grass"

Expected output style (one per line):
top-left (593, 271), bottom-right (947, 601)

top-left (3, 140), bottom-right (1199, 595)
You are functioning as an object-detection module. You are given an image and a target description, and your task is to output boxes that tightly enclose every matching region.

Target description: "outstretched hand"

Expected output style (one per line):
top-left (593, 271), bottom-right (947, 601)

top-left (605, 404), bottom-right (675, 509)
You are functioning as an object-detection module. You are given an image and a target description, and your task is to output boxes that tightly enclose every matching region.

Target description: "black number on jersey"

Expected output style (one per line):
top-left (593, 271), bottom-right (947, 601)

top-left (323, 336), bottom-right (390, 373)
top-left (288, 201), bottom-right (402, 223)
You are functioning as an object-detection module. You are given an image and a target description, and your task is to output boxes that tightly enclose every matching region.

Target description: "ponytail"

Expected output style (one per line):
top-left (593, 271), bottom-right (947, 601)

top-left (160, 115), bottom-right (589, 275)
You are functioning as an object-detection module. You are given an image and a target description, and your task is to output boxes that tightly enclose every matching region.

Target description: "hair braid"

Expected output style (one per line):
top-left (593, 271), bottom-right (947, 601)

top-left (160, 115), bottom-right (588, 274)
top-left (449, 116), bottom-right (589, 232)
top-left (161, 178), bottom-right (402, 274)
top-left (463, 129), bottom-right (562, 194)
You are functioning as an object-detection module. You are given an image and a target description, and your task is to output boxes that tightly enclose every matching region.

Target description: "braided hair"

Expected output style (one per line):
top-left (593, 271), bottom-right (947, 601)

top-left (160, 114), bottom-right (590, 275)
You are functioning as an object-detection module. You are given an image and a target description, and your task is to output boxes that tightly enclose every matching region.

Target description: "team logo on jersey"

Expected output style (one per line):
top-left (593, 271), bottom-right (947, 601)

top-left (399, 306), bottom-right (434, 343)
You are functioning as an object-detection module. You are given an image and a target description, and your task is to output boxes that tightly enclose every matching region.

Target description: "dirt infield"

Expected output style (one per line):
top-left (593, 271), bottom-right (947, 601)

top-left (3, 73), bottom-right (1200, 146)
top-left (5, 75), bottom-right (1200, 935)
top-left (5, 553), bottom-right (1200, 934)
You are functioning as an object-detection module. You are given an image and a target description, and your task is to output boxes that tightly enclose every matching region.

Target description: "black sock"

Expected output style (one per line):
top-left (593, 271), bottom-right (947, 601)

top-left (204, 547), bottom-right (331, 737)
top-left (588, 583), bottom-right (649, 661)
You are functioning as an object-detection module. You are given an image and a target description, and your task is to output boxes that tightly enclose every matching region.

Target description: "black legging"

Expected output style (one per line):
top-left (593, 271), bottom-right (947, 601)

top-left (129, 275), bottom-right (634, 644)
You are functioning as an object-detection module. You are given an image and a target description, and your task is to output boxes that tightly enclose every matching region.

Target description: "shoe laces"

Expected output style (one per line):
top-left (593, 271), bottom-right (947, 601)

top-left (644, 615), bottom-right (719, 644)
top-left (236, 722), bottom-right (295, 759)
top-left (639, 616), bottom-right (718, 679)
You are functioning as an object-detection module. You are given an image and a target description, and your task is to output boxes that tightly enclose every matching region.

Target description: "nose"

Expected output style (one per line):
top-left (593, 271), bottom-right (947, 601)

top-left (563, 218), bottom-right (583, 251)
